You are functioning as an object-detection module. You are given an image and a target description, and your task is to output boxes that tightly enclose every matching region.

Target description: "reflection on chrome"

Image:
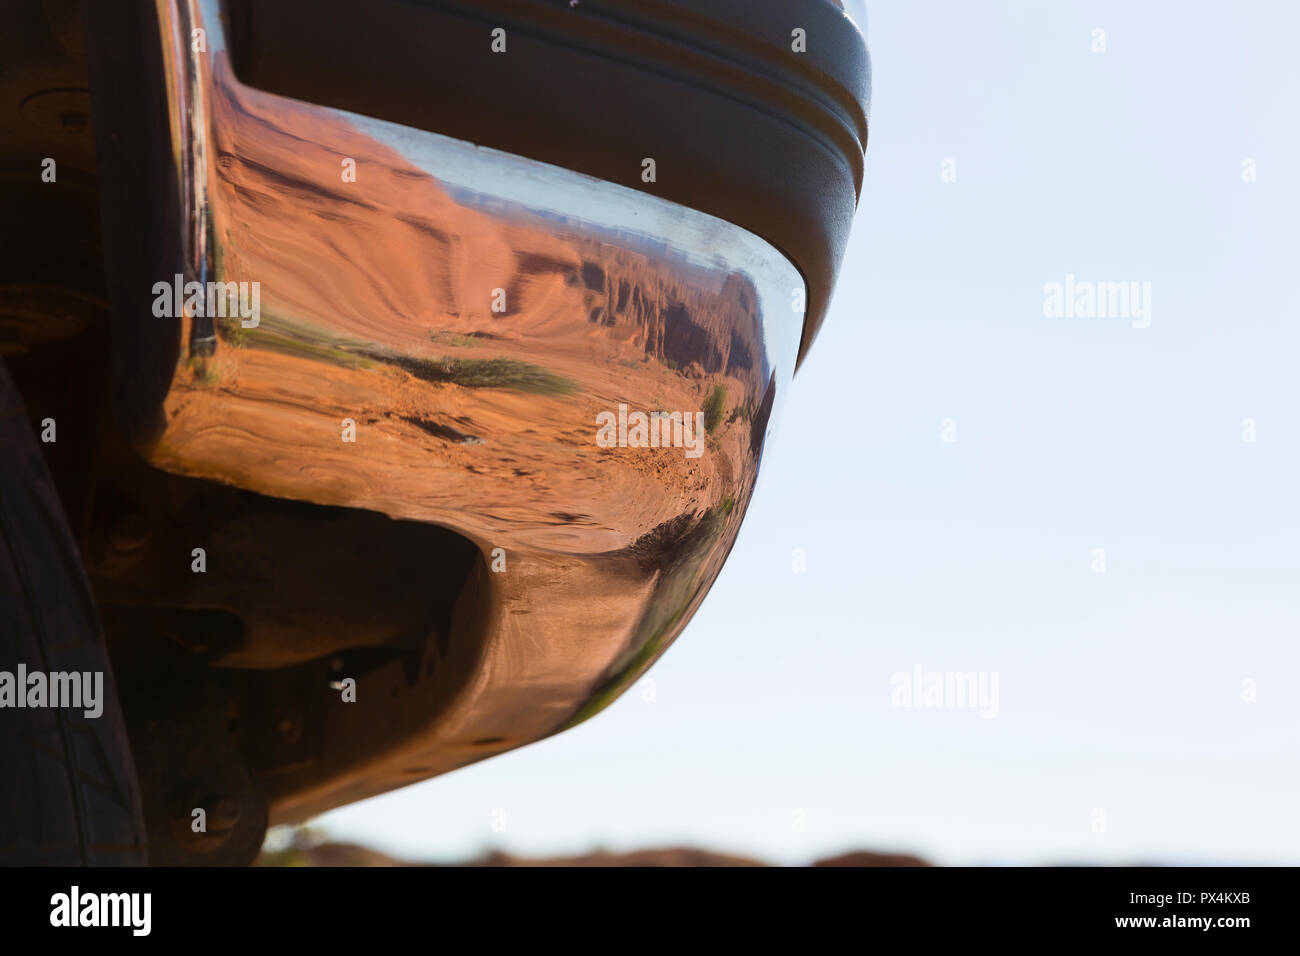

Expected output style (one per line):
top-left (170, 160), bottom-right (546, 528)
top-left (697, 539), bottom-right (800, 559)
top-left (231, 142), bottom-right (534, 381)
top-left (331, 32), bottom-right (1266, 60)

top-left (138, 0), bottom-right (805, 820)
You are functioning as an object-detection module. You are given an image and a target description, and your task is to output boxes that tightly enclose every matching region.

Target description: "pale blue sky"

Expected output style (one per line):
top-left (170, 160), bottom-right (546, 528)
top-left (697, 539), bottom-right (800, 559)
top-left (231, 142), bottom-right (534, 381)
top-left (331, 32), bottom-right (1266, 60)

top-left (313, 0), bottom-right (1300, 865)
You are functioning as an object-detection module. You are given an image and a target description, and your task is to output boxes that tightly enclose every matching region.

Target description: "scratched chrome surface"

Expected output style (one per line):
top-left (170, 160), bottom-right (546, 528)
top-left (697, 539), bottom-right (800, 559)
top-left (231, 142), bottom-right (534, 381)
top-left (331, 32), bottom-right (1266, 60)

top-left (149, 0), bottom-right (804, 819)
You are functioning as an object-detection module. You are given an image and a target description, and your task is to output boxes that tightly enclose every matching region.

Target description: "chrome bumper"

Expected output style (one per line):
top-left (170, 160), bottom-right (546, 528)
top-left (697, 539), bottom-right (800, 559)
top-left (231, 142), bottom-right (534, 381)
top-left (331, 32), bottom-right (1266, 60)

top-left (130, 0), bottom-right (804, 819)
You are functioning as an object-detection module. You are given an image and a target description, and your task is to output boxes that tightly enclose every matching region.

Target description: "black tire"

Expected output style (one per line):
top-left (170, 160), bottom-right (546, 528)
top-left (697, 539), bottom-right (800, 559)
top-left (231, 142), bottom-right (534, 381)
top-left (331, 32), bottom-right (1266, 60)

top-left (0, 358), bottom-right (148, 865)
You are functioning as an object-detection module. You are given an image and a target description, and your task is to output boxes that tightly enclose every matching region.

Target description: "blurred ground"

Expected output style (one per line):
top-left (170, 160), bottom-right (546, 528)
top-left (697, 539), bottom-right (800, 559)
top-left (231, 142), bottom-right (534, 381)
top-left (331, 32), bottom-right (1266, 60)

top-left (256, 827), bottom-right (931, 867)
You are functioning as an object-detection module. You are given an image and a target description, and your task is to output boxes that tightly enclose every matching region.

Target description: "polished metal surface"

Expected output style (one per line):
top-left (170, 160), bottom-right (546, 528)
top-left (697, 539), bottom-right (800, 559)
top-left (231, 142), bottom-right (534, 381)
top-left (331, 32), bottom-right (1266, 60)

top-left (144, 0), bottom-right (804, 819)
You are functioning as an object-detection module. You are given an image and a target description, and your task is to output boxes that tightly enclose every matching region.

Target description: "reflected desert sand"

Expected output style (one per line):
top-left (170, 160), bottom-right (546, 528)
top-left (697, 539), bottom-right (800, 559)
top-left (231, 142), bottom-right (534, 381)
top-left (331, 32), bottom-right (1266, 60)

top-left (162, 59), bottom-right (773, 554)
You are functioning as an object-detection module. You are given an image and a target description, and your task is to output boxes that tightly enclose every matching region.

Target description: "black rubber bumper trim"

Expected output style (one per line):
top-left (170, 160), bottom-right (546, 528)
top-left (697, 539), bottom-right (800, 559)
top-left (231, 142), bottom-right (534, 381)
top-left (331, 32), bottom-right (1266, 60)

top-left (224, 0), bottom-right (871, 368)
